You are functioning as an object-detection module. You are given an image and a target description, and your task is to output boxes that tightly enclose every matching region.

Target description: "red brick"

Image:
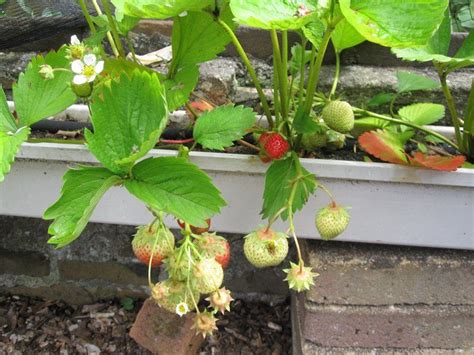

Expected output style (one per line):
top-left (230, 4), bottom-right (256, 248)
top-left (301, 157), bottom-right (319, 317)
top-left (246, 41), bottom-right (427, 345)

top-left (303, 304), bottom-right (474, 349)
top-left (130, 298), bottom-right (204, 354)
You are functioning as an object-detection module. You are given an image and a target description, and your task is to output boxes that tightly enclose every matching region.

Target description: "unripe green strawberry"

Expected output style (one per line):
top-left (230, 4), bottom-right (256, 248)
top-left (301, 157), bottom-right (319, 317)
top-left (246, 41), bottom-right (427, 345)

top-left (322, 101), bottom-right (354, 134)
top-left (301, 132), bottom-right (328, 151)
top-left (315, 203), bottom-right (350, 240)
top-left (243, 228), bottom-right (289, 268)
top-left (194, 258), bottom-right (224, 294)
top-left (132, 222), bottom-right (175, 267)
top-left (152, 279), bottom-right (199, 313)
top-left (72, 82), bottom-right (93, 98)
top-left (326, 130), bottom-right (346, 150)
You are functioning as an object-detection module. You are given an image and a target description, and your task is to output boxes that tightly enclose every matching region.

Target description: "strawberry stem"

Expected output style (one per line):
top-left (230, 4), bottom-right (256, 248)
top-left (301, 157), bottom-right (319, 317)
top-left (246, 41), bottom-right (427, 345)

top-left (317, 183), bottom-right (336, 205)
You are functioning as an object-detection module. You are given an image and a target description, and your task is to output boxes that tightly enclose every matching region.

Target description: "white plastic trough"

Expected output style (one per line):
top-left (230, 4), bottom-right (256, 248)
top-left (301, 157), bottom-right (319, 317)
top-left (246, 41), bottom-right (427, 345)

top-left (1, 142), bottom-right (473, 250)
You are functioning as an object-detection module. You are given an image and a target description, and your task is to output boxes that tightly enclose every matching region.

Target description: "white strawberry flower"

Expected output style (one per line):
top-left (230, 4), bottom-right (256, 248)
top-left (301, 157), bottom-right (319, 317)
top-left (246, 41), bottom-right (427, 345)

top-left (71, 54), bottom-right (104, 85)
top-left (175, 302), bottom-right (189, 317)
top-left (70, 35), bottom-right (81, 46)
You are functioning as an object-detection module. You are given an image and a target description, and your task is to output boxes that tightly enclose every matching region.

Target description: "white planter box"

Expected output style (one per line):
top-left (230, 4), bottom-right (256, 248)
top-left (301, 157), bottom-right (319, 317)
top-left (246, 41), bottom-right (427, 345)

top-left (1, 142), bottom-right (473, 250)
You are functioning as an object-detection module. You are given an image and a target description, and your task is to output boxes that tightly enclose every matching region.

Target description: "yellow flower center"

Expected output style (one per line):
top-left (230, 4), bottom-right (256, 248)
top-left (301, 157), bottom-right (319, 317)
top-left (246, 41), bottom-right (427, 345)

top-left (83, 65), bottom-right (96, 77)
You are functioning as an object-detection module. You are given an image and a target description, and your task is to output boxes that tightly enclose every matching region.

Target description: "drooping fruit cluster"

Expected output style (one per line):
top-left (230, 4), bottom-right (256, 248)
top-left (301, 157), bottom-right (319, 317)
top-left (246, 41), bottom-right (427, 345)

top-left (258, 132), bottom-right (290, 161)
top-left (132, 221), bottom-right (175, 267)
top-left (322, 100), bottom-right (354, 134)
top-left (133, 217), bottom-right (234, 339)
top-left (243, 227), bottom-right (289, 268)
top-left (315, 203), bottom-right (350, 240)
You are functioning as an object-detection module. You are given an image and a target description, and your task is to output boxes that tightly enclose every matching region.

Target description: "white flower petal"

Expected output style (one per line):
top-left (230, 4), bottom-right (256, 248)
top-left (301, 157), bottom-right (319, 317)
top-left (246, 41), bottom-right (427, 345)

top-left (73, 75), bottom-right (87, 85)
top-left (87, 74), bottom-right (97, 83)
top-left (94, 61), bottom-right (104, 75)
top-left (179, 11), bottom-right (188, 17)
top-left (83, 54), bottom-right (97, 66)
top-left (71, 60), bottom-right (84, 74)
top-left (70, 35), bottom-right (81, 45)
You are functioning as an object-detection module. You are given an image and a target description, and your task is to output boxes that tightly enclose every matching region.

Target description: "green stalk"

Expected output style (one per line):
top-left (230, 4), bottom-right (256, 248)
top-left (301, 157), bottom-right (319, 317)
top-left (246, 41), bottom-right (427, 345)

top-left (463, 80), bottom-right (474, 160)
top-left (298, 38), bottom-right (308, 104)
top-left (273, 53), bottom-right (281, 124)
top-left (329, 49), bottom-right (340, 99)
top-left (270, 29), bottom-right (287, 120)
top-left (353, 107), bottom-right (460, 150)
top-left (101, 0), bottom-right (126, 58)
top-left (281, 31), bottom-right (289, 117)
top-left (77, 0), bottom-right (96, 33)
top-left (91, 0), bottom-right (119, 57)
top-left (217, 18), bottom-right (273, 127)
top-left (303, 28), bottom-right (333, 115)
top-left (437, 68), bottom-right (462, 144)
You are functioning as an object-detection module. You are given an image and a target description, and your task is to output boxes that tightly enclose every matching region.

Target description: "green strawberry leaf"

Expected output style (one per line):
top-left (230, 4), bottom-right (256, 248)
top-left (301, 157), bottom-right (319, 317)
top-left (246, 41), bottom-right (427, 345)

top-left (13, 48), bottom-right (76, 127)
top-left (367, 93), bottom-right (396, 107)
top-left (111, 0), bottom-right (213, 19)
top-left (124, 157), bottom-right (226, 227)
top-left (0, 86), bottom-right (16, 133)
top-left (293, 107), bottom-right (319, 134)
top-left (339, 0), bottom-right (448, 48)
top-left (230, 0), bottom-right (317, 30)
top-left (164, 65), bottom-right (199, 112)
top-left (262, 154), bottom-right (317, 221)
top-left (398, 103), bottom-right (445, 126)
top-left (0, 126), bottom-right (30, 182)
top-left (396, 71), bottom-right (440, 93)
top-left (193, 105), bottom-right (256, 150)
top-left (289, 44), bottom-right (312, 76)
top-left (171, 11), bottom-right (232, 70)
top-left (44, 167), bottom-right (122, 248)
top-left (85, 70), bottom-right (168, 175)
top-left (331, 18), bottom-right (365, 53)
top-left (302, 20), bottom-right (325, 48)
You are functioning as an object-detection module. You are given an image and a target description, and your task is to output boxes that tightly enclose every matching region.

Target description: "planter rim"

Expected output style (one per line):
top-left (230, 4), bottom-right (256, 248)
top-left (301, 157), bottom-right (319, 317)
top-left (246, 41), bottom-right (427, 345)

top-left (17, 142), bottom-right (474, 188)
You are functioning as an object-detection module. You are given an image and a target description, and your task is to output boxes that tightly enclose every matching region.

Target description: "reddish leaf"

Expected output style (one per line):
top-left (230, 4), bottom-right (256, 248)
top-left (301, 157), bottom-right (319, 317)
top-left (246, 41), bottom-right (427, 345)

top-left (409, 152), bottom-right (466, 171)
top-left (358, 130), bottom-right (409, 165)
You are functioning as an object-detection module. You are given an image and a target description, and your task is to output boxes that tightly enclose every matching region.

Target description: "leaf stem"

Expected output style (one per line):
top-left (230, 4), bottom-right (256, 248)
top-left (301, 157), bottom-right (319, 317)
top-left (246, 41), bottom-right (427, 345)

top-left (329, 49), bottom-right (340, 100)
top-left (90, 0), bottom-right (119, 57)
top-left (101, 0), bottom-right (126, 58)
top-left (78, 0), bottom-right (96, 33)
top-left (303, 27), bottom-right (334, 115)
top-left (437, 67), bottom-right (462, 144)
top-left (216, 18), bottom-right (273, 128)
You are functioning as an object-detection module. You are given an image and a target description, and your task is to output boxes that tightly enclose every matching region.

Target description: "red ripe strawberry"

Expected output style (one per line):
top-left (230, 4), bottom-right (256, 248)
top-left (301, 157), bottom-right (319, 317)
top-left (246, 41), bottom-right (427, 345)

top-left (132, 223), bottom-right (175, 267)
top-left (195, 233), bottom-right (231, 269)
top-left (177, 219), bottom-right (211, 235)
top-left (260, 132), bottom-right (289, 160)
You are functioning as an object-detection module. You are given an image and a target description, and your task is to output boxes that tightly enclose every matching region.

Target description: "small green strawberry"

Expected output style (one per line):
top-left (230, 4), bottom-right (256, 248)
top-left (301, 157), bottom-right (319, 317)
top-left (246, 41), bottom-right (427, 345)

top-left (152, 279), bottom-right (199, 314)
top-left (322, 101), bottom-right (354, 134)
top-left (194, 258), bottom-right (224, 294)
top-left (315, 203), bottom-right (350, 240)
top-left (132, 222), bottom-right (175, 267)
top-left (301, 131), bottom-right (328, 151)
top-left (164, 249), bottom-right (193, 281)
top-left (326, 130), bottom-right (346, 150)
top-left (243, 228), bottom-right (289, 268)
top-left (284, 261), bottom-right (318, 292)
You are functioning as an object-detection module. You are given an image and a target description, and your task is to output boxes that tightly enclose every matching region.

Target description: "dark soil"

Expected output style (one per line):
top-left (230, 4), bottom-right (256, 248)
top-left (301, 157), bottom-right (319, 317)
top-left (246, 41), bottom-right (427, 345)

top-left (0, 295), bottom-right (291, 354)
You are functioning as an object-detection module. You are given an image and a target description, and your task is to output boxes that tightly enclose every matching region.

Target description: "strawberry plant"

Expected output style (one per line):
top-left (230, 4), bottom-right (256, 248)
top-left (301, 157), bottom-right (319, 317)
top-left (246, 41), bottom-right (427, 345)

top-left (0, 0), bottom-right (469, 339)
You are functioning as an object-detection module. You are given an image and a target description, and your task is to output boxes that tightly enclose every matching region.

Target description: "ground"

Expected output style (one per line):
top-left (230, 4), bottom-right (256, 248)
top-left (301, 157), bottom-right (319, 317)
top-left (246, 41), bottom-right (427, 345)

top-left (0, 295), bottom-right (291, 354)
